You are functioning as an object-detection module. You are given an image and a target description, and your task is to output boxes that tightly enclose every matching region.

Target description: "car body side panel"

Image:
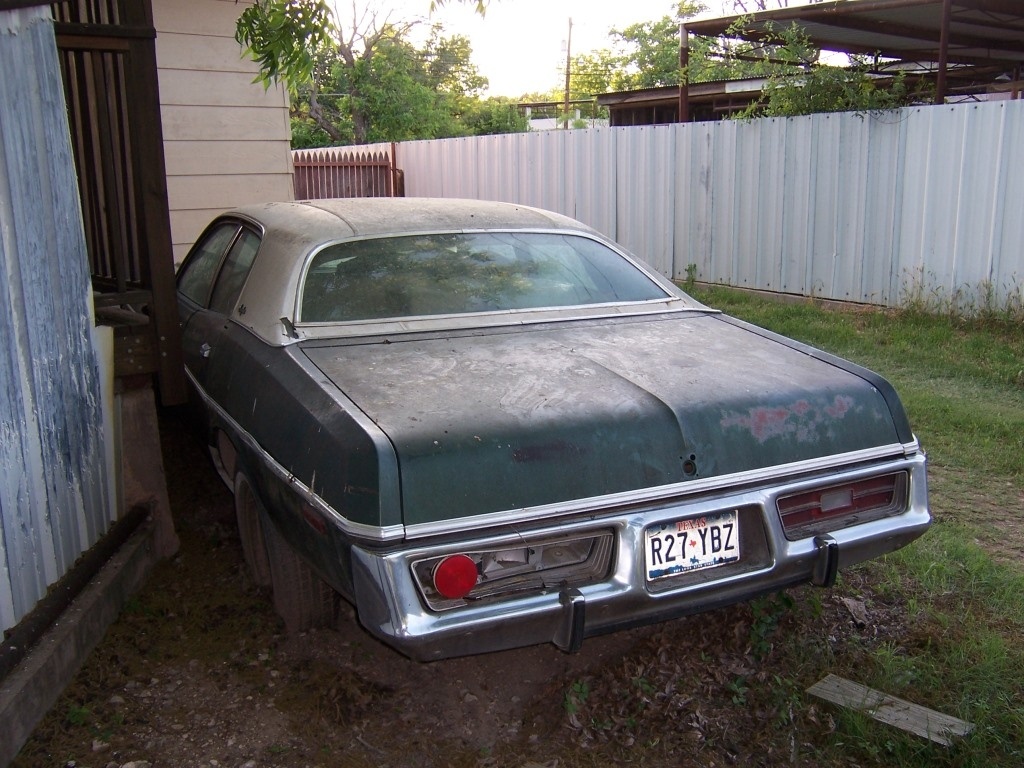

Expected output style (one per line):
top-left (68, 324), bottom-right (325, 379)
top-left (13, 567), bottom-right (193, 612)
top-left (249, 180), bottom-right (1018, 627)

top-left (194, 323), bottom-right (401, 534)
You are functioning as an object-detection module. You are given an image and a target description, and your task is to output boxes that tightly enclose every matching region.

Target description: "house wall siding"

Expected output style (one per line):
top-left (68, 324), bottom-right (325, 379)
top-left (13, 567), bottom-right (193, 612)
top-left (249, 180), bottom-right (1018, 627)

top-left (153, 0), bottom-right (293, 265)
top-left (0, 5), bottom-right (112, 633)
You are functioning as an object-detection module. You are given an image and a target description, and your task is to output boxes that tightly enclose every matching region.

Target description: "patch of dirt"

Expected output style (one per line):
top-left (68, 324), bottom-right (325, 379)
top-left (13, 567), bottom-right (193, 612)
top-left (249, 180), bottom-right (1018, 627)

top-left (12, 410), bottom-right (933, 768)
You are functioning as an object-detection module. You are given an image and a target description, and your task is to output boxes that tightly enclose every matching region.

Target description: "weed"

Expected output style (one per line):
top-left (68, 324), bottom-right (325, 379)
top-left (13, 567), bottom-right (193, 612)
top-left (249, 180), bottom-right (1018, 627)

top-left (748, 592), bottom-right (795, 659)
top-left (122, 597), bottom-right (143, 614)
top-left (726, 676), bottom-right (749, 706)
top-left (631, 676), bottom-right (655, 696)
top-left (683, 262), bottom-right (698, 291)
top-left (65, 705), bottom-right (90, 728)
top-left (899, 266), bottom-right (1024, 323)
top-left (564, 679), bottom-right (590, 716)
top-left (804, 589), bottom-right (825, 619)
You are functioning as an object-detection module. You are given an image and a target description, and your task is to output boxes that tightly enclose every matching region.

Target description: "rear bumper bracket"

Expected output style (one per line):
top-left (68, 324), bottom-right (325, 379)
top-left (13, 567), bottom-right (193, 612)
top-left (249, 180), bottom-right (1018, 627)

top-left (812, 534), bottom-right (839, 588)
top-left (554, 587), bottom-right (586, 653)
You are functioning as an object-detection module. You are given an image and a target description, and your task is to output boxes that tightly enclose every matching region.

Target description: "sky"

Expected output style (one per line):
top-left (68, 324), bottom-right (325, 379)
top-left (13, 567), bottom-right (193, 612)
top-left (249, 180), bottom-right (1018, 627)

top-left (371, 0), bottom-right (744, 97)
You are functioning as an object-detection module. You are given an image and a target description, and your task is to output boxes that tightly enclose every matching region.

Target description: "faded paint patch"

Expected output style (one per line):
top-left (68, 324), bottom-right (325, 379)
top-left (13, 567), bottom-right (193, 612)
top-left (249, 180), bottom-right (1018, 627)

top-left (720, 395), bottom-right (856, 444)
top-left (512, 439), bottom-right (587, 464)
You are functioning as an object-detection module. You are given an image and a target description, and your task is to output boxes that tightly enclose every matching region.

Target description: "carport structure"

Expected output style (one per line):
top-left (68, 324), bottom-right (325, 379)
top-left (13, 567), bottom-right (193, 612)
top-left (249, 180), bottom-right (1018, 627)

top-left (670, 0), bottom-right (1024, 122)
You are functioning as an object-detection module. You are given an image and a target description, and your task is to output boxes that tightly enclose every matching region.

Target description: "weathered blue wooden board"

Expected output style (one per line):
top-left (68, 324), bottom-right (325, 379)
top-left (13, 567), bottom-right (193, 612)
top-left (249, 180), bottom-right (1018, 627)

top-left (0, 5), bottom-right (112, 633)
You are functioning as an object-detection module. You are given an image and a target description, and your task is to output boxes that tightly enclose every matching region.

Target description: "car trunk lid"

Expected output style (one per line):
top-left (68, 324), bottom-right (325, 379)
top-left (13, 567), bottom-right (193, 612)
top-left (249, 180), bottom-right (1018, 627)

top-left (301, 313), bottom-right (908, 526)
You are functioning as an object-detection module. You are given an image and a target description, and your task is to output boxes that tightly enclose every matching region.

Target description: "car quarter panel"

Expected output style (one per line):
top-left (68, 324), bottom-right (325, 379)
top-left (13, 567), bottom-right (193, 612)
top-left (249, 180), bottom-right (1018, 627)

top-left (196, 322), bottom-right (401, 539)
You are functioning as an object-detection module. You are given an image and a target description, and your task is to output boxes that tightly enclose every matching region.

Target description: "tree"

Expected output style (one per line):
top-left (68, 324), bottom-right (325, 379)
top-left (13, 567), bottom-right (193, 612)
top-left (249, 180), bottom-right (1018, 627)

top-left (460, 98), bottom-right (529, 135)
top-left (422, 28), bottom-right (487, 96)
top-left (290, 30), bottom-right (469, 145)
top-left (568, 50), bottom-right (617, 99)
top-left (610, 19), bottom-right (679, 89)
top-left (607, 2), bottom-right (706, 90)
top-left (236, 0), bottom-right (488, 93)
top-left (580, 2), bottom-right (777, 94)
top-left (354, 36), bottom-right (464, 142)
top-left (235, 0), bottom-right (335, 89)
top-left (286, 16), bottom-right (525, 146)
top-left (238, 1), bottom-right (506, 145)
top-left (733, 23), bottom-right (930, 118)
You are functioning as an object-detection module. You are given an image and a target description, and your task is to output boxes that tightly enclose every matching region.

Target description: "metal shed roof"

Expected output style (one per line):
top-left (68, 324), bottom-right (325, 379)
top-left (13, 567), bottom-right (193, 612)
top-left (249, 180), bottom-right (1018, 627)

top-left (685, 0), bottom-right (1024, 69)
top-left (600, 0), bottom-right (1023, 124)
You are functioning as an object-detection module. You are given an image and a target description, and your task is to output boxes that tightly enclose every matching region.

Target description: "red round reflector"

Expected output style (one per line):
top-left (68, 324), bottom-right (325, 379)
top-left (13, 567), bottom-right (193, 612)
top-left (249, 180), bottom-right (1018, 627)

top-left (433, 554), bottom-right (478, 599)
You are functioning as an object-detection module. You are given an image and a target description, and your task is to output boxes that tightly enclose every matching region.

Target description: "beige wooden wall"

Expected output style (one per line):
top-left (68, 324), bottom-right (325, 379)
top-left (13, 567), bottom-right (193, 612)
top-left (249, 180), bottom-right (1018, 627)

top-left (153, 0), bottom-right (294, 266)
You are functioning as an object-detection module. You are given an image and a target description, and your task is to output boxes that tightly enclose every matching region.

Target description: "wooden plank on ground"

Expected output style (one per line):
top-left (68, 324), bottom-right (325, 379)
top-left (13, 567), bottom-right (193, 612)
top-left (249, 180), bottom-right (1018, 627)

top-left (807, 674), bottom-right (974, 747)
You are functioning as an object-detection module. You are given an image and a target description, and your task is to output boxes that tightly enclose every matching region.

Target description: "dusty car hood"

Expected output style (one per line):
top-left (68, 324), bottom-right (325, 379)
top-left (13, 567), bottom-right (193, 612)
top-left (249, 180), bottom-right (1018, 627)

top-left (301, 313), bottom-right (909, 526)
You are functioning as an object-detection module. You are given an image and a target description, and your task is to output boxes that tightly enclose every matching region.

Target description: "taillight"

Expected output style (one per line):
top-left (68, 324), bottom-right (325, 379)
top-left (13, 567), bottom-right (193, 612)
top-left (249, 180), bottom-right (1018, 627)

top-left (777, 472), bottom-right (908, 540)
top-left (412, 531), bottom-right (614, 611)
top-left (432, 555), bottom-right (479, 599)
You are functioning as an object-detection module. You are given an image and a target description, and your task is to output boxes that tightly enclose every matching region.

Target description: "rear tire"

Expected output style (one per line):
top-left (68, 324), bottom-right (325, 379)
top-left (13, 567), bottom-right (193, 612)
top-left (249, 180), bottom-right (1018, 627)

top-left (261, 509), bottom-right (338, 633)
top-left (233, 474), bottom-right (272, 588)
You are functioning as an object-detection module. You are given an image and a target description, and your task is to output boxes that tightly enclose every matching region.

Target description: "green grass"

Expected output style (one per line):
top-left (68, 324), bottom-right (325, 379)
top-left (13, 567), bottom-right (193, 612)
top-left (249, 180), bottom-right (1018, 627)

top-left (692, 285), bottom-right (1024, 767)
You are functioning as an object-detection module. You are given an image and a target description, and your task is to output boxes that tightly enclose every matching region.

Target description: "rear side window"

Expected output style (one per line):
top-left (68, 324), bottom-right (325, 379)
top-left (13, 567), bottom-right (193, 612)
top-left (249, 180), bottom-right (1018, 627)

top-left (177, 223), bottom-right (239, 306)
top-left (209, 229), bottom-right (261, 314)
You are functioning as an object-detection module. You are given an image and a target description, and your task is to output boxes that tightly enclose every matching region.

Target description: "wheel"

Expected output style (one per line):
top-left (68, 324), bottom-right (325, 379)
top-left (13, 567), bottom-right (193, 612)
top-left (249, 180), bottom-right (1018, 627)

top-left (233, 474), bottom-right (272, 588)
top-left (260, 508), bottom-right (338, 633)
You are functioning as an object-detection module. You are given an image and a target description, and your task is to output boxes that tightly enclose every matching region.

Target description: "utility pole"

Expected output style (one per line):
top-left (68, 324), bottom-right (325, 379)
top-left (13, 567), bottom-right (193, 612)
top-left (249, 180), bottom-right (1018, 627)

top-left (563, 17), bottom-right (572, 129)
top-left (678, 23), bottom-right (689, 123)
top-left (935, 0), bottom-right (952, 104)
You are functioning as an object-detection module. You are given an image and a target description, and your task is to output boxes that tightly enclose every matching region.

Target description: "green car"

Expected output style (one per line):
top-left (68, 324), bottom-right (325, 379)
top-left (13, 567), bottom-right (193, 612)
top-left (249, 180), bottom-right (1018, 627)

top-left (176, 198), bottom-right (930, 660)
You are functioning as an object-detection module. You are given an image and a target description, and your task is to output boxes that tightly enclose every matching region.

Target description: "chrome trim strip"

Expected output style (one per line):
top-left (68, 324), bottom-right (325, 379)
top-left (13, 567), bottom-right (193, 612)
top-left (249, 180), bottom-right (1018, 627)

top-left (294, 301), bottom-right (717, 340)
top-left (185, 367), bottom-right (407, 543)
top-left (402, 443), bottom-right (921, 540)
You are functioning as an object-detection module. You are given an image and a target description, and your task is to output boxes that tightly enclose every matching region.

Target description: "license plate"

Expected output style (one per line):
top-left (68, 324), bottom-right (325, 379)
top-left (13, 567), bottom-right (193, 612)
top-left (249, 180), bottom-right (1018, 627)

top-left (645, 511), bottom-right (740, 581)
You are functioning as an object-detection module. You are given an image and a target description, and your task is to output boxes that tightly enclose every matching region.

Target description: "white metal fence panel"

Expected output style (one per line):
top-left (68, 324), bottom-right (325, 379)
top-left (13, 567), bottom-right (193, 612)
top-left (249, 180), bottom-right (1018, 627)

top-left (993, 106), bottom-right (1024, 298)
top-left (614, 126), bottom-right (677, 277)
top-left (354, 99), bottom-right (1023, 311)
top-left (897, 102), bottom-right (1024, 308)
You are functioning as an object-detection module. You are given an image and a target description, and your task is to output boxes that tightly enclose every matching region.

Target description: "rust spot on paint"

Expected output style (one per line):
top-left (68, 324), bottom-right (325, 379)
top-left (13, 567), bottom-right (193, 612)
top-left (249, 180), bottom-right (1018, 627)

top-left (301, 504), bottom-right (328, 535)
top-left (825, 395), bottom-right (852, 418)
top-left (720, 395), bottom-right (856, 444)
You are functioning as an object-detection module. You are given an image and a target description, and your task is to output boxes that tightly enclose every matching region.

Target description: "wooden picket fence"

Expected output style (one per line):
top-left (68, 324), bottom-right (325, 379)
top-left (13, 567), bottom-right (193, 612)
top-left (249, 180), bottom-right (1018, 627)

top-left (292, 146), bottom-right (404, 199)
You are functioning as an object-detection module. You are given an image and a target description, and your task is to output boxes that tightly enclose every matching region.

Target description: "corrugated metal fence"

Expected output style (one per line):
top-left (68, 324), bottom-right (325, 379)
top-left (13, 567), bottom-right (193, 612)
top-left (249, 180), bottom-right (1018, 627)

top-left (350, 100), bottom-right (1023, 311)
top-left (1, 7), bottom-right (112, 634)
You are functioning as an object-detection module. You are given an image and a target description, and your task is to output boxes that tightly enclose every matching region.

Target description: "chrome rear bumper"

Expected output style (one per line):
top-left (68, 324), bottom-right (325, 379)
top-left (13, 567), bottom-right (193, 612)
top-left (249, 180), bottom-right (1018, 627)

top-left (351, 452), bottom-right (930, 661)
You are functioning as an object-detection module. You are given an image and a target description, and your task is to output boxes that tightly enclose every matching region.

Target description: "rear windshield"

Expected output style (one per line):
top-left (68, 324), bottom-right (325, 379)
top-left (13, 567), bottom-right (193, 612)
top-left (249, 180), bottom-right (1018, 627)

top-left (299, 232), bottom-right (670, 323)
